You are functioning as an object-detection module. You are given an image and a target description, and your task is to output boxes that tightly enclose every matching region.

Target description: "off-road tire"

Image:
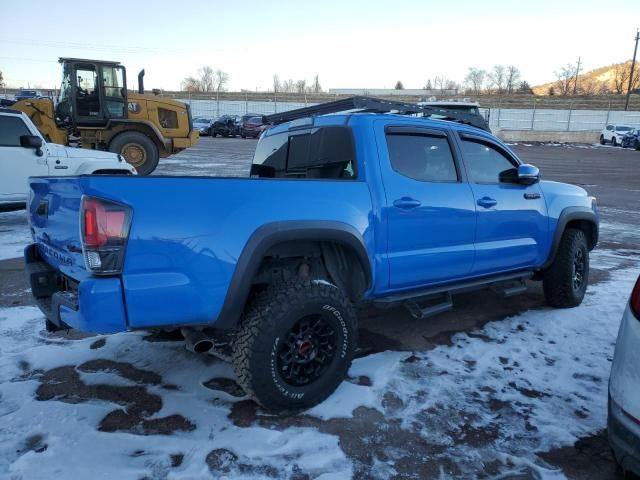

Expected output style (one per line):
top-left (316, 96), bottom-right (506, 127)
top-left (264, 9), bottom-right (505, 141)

top-left (611, 137), bottom-right (617, 147)
top-left (109, 131), bottom-right (159, 175)
top-left (599, 134), bottom-right (605, 145)
top-left (231, 279), bottom-right (357, 413)
top-left (543, 228), bottom-right (589, 308)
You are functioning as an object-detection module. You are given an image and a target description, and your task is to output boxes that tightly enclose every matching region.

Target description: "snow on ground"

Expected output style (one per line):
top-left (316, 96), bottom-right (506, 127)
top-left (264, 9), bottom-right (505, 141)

top-left (0, 248), bottom-right (637, 479)
top-left (0, 210), bottom-right (30, 261)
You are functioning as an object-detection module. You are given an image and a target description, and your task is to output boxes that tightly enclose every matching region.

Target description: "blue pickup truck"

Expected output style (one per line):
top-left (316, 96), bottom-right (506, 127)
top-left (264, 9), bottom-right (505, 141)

top-left (25, 103), bottom-right (599, 412)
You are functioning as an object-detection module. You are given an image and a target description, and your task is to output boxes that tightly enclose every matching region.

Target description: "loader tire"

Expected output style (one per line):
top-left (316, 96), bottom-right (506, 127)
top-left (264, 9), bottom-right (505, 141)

top-left (109, 131), bottom-right (159, 176)
top-left (231, 279), bottom-right (357, 414)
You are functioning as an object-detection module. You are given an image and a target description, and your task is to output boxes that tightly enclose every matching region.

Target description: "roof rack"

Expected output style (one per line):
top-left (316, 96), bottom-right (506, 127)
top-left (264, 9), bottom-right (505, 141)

top-left (263, 96), bottom-right (490, 132)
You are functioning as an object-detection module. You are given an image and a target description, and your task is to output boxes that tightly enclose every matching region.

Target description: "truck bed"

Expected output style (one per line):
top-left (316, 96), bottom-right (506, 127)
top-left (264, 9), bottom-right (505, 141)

top-left (27, 175), bottom-right (374, 332)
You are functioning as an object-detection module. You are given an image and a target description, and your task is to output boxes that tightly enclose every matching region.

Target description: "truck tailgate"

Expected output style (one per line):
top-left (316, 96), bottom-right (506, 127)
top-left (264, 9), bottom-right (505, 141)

top-left (28, 177), bottom-right (88, 280)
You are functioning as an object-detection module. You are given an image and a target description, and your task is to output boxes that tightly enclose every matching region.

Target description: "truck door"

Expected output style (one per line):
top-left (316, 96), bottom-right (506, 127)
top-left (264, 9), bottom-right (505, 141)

top-left (377, 123), bottom-right (477, 290)
top-left (0, 114), bottom-right (49, 202)
top-left (456, 133), bottom-right (548, 275)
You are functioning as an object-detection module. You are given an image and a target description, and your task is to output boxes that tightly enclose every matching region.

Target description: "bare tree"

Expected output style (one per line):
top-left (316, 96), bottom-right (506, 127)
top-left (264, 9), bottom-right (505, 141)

top-left (394, 80), bottom-right (404, 90)
top-left (433, 75), bottom-right (449, 90)
top-left (424, 79), bottom-right (433, 90)
top-left (273, 74), bottom-right (281, 93)
top-left (613, 63), bottom-right (640, 94)
top-left (445, 79), bottom-right (458, 90)
top-left (464, 67), bottom-right (486, 95)
top-left (505, 65), bottom-right (521, 94)
top-left (577, 78), bottom-right (599, 95)
top-left (214, 69), bottom-right (229, 95)
top-left (312, 74), bottom-right (322, 93)
top-left (282, 79), bottom-right (295, 93)
top-left (518, 80), bottom-right (532, 94)
top-left (554, 63), bottom-right (578, 96)
top-left (488, 65), bottom-right (506, 94)
top-left (181, 76), bottom-right (201, 92)
top-left (0, 70), bottom-right (4, 88)
top-left (295, 79), bottom-right (306, 94)
top-left (198, 66), bottom-right (214, 92)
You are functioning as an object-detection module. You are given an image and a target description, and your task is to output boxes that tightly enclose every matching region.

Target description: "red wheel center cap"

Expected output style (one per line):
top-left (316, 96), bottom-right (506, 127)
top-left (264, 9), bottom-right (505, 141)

top-left (298, 340), bottom-right (313, 356)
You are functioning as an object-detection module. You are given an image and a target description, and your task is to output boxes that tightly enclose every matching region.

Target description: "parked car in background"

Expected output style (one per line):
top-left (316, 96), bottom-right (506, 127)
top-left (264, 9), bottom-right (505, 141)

top-left (211, 115), bottom-right (241, 137)
top-left (621, 128), bottom-right (640, 150)
top-left (192, 117), bottom-right (213, 136)
top-left (609, 273), bottom-right (640, 478)
top-left (0, 108), bottom-right (135, 208)
top-left (240, 116), bottom-right (265, 138)
top-left (15, 89), bottom-right (43, 101)
top-left (600, 124), bottom-right (633, 146)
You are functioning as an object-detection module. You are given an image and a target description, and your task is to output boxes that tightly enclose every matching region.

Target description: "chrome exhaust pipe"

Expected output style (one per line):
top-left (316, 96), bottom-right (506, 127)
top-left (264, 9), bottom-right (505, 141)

top-left (181, 328), bottom-right (214, 354)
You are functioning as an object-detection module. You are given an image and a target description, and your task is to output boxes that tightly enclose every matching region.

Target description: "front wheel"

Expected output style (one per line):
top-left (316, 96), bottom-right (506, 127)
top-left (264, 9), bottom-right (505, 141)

top-left (542, 229), bottom-right (589, 308)
top-left (600, 134), bottom-right (605, 145)
top-left (109, 131), bottom-right (159, 175)
top-left (232, 279), bottom-right (357, 413)
top-left (612, 137), bottom-right (617, 147)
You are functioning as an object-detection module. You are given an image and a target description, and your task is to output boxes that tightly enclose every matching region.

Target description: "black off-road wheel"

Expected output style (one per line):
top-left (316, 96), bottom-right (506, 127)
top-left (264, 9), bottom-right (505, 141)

top-left (543, 228), bottom-right (589, 308)
top-left (109, 131), bottom-right (159, 175)
top-left (599, 134), bottom-right (605, 145)
top-left (231, 279), bottom-right (357, 413)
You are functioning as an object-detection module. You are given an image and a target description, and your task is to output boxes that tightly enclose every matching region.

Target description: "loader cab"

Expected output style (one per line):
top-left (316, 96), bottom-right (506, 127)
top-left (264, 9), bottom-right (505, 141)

top-left (56, 58), bottom-right (128, 127)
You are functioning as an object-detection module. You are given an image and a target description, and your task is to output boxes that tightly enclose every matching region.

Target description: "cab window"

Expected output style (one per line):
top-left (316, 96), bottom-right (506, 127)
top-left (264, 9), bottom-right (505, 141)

top-left (0, 116), bottom-right (31, 147)
top-left (460, 139), bottom-right (517, 184)
top-left (386, 133), bottom-right (458, 182)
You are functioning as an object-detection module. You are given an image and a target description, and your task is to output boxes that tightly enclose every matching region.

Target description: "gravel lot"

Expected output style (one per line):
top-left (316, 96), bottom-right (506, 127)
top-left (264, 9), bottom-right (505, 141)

top-left (1, 137), bottom-right (639, 479)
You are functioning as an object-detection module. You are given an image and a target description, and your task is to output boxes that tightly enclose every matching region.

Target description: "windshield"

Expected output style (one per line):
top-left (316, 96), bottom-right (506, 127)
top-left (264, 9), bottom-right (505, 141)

top-left (194, 118), bottom-right (210, 124)
top-left (616, 126), bottom-right (631, 132)
top-left (19, 90), bottom-right (37, 96)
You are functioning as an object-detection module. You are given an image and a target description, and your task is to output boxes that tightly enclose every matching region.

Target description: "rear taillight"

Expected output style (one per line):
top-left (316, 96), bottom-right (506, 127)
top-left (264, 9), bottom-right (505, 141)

top-left (631, 275), bottom-right (640, 319)
top-left (81, 196), bottom-right (131, 275)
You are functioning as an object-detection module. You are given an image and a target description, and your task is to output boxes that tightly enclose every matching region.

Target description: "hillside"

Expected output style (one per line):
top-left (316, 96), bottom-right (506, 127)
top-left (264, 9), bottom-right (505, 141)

top-left (533, 60), bottom-right (637, 96)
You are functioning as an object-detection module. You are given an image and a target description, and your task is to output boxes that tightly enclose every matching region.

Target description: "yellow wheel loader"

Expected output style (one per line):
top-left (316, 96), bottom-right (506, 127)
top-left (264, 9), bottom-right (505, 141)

top-left (6, 58), bottom-right (198, 175)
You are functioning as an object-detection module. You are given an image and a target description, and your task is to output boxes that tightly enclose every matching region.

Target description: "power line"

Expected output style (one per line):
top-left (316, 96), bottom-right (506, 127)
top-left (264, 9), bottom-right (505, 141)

top-left (0, 38), bottom-right (221, 56)
top-left (624, 29), bottom-right (639, 111)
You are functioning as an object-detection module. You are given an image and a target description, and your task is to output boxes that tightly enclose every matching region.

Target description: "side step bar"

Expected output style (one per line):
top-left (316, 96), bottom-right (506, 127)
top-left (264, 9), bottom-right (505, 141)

top-left (404, 294), bottom-right (453, 319)
top-left (374, 271), bottom-right (533, 319)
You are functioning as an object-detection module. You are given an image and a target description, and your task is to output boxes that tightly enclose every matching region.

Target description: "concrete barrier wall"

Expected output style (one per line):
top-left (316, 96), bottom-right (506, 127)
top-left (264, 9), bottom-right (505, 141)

top-left (495, 130), bottom-right (600, 144)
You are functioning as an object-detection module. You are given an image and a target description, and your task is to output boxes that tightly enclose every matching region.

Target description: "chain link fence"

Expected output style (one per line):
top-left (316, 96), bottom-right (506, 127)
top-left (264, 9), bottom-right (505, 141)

top-left (484, 108), bottom-right (640, 131)
top-left (187, 99), bottom-right (640, 132)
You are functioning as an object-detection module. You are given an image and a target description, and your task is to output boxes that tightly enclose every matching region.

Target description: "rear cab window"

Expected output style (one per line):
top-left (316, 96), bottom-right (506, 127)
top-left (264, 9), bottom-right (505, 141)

top-left (251, 126), bottom-right (356, 180)
top-left (385, 128), bottom-right (458, 182)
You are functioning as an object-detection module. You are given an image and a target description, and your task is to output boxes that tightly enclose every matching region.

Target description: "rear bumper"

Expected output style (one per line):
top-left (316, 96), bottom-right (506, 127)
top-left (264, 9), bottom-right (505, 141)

top-left (25, 244), bottom-right (127, 333)
top-left (609, 393), bottom-right (640, 476)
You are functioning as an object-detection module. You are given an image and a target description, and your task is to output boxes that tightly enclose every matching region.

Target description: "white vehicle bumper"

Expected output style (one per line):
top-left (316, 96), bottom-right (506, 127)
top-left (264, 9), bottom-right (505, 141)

top-left (609, 304), bottom-right (640, 475)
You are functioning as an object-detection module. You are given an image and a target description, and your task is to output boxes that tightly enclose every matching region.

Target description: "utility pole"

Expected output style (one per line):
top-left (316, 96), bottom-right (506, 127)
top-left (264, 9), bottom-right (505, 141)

top-left (624, 29), bottom-right (639, 111)
top-left (572, 56), bottom-right (581, 95)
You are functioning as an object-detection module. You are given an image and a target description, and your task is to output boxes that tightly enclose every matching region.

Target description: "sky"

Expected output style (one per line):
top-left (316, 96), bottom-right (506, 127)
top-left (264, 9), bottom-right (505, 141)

top-left (0, 0), bottom-right (638, 92)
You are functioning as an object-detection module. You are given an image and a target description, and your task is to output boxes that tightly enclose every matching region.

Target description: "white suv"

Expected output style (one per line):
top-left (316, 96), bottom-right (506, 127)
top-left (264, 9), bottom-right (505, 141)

top-left (600, 124), bottom-right (633, 146)
top-left (0, 108), bottom-right (135, 207)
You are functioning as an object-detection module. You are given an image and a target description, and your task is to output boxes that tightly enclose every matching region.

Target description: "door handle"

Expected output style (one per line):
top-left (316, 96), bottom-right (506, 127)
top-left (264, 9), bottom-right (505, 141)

top-left (477, 196), bottom-right (497, 208)
top-left (393, 197), bottom-right (422, 210)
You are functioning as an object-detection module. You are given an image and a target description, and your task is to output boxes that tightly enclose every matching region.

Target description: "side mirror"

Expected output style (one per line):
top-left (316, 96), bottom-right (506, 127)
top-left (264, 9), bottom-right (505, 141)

top-left (20, 135), bottom-right (44, 157)
top-left (517, 164), bottom-right (540, 185)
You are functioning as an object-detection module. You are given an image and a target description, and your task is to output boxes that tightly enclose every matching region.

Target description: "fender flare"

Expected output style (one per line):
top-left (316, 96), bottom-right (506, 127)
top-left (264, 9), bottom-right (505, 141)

top-left (106, 119), bottom-right (172, 152)
top-left (542, 206), bottom-right (599, 269)
top-left (213, 221), bottom-right (372, 329)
